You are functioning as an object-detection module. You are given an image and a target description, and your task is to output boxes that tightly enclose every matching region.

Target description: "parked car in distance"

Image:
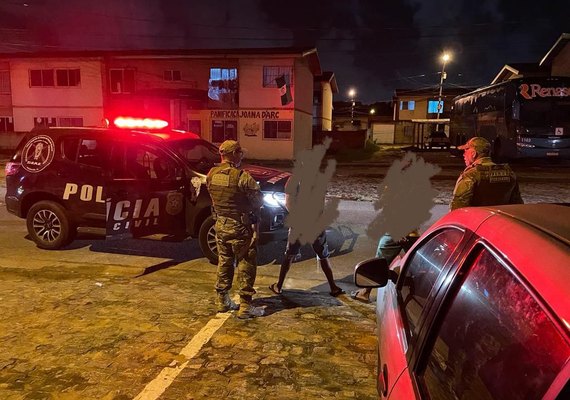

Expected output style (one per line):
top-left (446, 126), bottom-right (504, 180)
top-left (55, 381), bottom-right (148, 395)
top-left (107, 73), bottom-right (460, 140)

top-left (354, 204), bottom-right (570, 399)
top-left (424, 130), bottom-right (450, 149)
top-left (4, 119), bottom-right (290, 263)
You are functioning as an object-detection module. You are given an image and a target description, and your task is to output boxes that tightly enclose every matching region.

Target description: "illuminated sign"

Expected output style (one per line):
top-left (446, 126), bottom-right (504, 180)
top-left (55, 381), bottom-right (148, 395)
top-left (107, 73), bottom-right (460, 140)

top-left (210, 110), bottom-right (282, 119)
top-left (519, 84), bottom-right (570, 100)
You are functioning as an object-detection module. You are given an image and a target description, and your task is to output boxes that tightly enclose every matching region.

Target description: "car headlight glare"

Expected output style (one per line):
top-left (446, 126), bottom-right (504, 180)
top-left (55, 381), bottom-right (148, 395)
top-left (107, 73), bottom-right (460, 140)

top-left (262, 191), bottom-right (286, 208)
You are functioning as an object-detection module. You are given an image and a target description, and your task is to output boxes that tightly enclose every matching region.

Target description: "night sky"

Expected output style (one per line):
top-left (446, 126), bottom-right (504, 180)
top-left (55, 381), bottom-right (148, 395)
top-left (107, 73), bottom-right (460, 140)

top-left (1, 0), bottom-right (568, 103)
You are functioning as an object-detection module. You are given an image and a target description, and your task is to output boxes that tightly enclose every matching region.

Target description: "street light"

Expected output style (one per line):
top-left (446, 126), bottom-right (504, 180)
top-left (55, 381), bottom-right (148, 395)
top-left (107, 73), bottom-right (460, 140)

top-left (370, 108), bottom-right (376, 115)
top-left (348, 88), bottom-right (356, 124)
top-left (436, 52), bottom-right (451, 125)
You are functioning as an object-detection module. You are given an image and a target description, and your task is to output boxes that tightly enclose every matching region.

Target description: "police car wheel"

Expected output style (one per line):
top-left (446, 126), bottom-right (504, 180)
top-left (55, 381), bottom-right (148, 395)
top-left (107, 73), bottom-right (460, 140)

top-left (26, 201), bottom-right (75, 250)
top-left (198, 215), bottom-right (218, 265)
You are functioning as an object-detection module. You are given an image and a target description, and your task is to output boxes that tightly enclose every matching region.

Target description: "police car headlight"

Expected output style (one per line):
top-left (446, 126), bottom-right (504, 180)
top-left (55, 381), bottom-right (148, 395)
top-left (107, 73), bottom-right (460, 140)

top-left (262, 191), bottom-right (286, 208)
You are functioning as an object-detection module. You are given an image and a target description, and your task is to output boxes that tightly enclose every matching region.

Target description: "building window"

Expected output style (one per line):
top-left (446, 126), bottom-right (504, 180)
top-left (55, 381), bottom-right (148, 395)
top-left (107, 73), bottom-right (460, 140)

top-left (208, 68), bottom-right (238, 102)
top-left (34, 117), bottom-right (57, 128)
top-left (0, 71), bottom-right (11, 94)
top-left (428, 100), bottom-right (443, 114)
top-left (263, 120), bottom-right (292, 139)
top-left (0, 117), bottom-right (14, 132)
top-left (211, 120), bottom-right (237, 143)
top-left (188, 120), bottom-right (201, 135)
top-left (400, 100), bottom-right (415, 111)
top-left (30, 69), bottom-right (80, 87)
top-left (56, 69), bottom-right (81, 86)
top-left (164, 70), bottom-right (181, 81)
top-left (30, 69), bottom-right (55, 87)
top-left (263, 66), bottom-right (293, 88)
top-left (58, 117), bottom-right (84, 127)
top-left (109, 69), bottom-right (135, 94)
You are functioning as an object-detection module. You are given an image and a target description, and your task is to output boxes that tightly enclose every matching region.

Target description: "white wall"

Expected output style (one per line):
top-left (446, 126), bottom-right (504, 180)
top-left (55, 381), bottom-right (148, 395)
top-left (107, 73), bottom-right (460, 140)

top-left (197, 109), bottom-right (295, 160)
top-left (239, 58), bottom-right (295, 109)
top-left (320, 81), bottom-right (334, 131)
top-left (10, 58), bottom-right (104, 131)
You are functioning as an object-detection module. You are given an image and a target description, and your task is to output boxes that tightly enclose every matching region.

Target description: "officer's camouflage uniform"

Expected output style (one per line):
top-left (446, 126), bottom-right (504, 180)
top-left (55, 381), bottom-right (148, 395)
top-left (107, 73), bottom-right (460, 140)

top-left (450, 157), bottom-right (523, 210)
top-left (206, 161), bottom-right (263, 311)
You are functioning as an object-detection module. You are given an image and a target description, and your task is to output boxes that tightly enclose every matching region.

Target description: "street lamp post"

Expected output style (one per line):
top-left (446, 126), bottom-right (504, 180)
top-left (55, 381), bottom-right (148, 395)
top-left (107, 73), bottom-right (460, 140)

top-left (436, 53), bottom-right (451, 128)
top-left (348, 88), bottom-right (356, 124)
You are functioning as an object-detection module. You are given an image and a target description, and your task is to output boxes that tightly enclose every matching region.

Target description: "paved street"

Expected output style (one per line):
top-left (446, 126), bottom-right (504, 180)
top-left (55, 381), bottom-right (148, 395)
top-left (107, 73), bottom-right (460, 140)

top-left (1, 152), bottom-right (568, 399)
top-left (1, 189), bottom-right (447, 399)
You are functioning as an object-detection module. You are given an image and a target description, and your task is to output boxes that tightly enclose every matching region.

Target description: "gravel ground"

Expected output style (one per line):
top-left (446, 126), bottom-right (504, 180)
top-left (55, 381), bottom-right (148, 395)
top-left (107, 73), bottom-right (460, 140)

top-left (328, 176), bottom-right (570, 205)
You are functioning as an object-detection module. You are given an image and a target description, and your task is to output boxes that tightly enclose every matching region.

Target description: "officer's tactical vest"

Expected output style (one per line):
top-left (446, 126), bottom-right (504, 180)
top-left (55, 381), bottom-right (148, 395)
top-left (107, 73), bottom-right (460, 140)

top-left (470, 164), bottom-right (518, 206)
top-left (207, 165), bottom-right (251, 218)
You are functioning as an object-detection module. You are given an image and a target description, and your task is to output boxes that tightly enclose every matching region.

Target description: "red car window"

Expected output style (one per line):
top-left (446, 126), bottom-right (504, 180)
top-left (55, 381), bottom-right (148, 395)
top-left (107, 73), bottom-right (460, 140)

top-left (399, 228), bottom-right (464, 340)
top-left (421, 248), bottom-right (570, 399)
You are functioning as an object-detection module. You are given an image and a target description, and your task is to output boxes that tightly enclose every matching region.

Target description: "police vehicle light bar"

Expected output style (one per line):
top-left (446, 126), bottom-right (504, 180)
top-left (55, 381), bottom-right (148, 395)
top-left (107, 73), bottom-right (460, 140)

top-left (113, 117), bottom-right (169, 130)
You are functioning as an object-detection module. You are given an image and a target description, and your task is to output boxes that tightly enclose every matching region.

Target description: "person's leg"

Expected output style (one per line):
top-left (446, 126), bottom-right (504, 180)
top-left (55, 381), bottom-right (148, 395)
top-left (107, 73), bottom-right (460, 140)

top-left (351, 288), bottom-right (372, 302)
top-left (313, 232), bottom-right (344, 296)
top-left (214, 221), bottom-right (238, 312)
top-left (236, 238), bottom-right (261, 319)
top-left (350, 234), bottom-right (402, 303)
top-left (319, 257), bottom-right (344, 296)
top-left (270, 238), bottom-right (300, 294)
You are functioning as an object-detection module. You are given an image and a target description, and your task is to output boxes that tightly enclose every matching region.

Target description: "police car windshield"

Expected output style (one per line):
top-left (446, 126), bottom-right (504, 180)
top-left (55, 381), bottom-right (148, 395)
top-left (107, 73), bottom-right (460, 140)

top-left (166, 138), bottom-right (221, 174)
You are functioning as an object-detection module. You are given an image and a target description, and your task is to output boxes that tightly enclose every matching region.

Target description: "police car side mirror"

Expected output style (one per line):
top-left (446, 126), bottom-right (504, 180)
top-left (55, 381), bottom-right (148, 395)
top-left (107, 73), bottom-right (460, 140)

top-left (354, 257), bottom-right (395, 288)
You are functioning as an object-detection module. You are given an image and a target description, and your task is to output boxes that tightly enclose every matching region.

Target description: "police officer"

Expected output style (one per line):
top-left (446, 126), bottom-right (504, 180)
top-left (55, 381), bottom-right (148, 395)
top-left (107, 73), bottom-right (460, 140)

top-left (450, 137), bottom-right (523, 210)
top-left (206, 140), bottom-right (263, 319)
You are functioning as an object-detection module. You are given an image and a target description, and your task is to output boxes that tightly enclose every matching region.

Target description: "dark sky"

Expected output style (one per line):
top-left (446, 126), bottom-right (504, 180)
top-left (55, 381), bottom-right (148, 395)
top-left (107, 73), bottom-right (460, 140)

top-left (1, 0), bottom-right (568, 102)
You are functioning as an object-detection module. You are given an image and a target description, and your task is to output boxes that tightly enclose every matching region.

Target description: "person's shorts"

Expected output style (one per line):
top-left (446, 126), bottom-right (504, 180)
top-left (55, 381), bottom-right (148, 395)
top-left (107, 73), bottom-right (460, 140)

top-left (286, 231), bottom-right (329, 259)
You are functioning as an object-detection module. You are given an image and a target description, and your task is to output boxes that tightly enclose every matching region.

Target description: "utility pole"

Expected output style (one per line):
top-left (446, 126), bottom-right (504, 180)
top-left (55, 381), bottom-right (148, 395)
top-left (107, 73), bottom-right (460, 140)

top-left (348, 88), bottom-right (356, 125)
top-left (436, 53), bottom-right (451, 130)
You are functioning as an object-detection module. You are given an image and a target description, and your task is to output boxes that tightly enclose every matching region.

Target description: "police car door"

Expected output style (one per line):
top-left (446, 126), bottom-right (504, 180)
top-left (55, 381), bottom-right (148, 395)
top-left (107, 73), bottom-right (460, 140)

top-left (106, 142), bottom-right (187, 238)
top-left (60, 136), bottom-right (108, 225)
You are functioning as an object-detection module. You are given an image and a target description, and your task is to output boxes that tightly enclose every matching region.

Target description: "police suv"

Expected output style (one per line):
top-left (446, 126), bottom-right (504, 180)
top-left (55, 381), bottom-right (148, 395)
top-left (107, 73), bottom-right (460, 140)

top-left (4, 118), bottom-right (290, 263)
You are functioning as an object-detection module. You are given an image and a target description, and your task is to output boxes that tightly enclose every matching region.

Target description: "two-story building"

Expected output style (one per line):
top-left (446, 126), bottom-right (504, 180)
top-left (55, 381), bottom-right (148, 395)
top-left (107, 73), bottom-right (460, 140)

top-left (392, 87), bottom-right (474, 144)
top-left (0, 47), bottom-right (328, 160)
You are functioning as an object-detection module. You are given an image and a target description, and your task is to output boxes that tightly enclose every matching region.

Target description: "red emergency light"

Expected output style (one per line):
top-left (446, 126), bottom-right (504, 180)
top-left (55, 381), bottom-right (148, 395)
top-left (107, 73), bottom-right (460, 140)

top-left (113, 116), bottom-right (169, 130)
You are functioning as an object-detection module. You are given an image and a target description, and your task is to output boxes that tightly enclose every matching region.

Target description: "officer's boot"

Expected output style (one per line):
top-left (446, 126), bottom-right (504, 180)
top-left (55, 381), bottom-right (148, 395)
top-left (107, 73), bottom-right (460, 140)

top-left (237, 295), bottom-right (264, 319)
top-left (216, 292), bottom-right (239, 313)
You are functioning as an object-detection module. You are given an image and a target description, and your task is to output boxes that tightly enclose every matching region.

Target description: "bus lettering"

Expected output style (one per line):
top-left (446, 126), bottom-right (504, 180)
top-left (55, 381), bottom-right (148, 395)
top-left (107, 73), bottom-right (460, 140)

top-left (519, 84), bottom-right (570, 100)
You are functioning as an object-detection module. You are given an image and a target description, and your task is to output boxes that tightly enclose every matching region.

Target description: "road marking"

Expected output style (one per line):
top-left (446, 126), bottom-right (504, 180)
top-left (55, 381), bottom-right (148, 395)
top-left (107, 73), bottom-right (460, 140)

top-left (133, 312), bottom-right (231, 400)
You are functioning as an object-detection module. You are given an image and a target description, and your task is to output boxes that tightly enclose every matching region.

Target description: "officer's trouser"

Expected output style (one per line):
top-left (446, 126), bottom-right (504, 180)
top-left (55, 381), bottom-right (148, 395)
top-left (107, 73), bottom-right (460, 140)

top-left (214, 217), bottom-right (257, 298)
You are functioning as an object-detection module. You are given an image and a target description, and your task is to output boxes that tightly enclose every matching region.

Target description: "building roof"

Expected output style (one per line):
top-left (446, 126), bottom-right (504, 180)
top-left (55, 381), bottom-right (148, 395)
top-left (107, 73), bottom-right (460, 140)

top-left (0, 46), bottom-right (323, 75)
top-left (491, 62), bottom-right (549, 85)
top-left (540, 33), bottom-right (570, 66)
top-left (314, 71), bottom-right (338, 93)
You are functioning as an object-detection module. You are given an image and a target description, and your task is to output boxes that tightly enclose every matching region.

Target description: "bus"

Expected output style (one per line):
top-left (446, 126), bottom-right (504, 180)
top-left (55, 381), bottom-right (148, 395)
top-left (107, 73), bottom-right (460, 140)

top-left (450, 77), bottom-right (570, 160)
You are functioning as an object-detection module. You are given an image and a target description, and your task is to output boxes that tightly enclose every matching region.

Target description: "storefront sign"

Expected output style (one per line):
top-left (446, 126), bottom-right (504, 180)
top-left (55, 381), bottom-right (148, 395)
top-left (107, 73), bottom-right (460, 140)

top-left (210, 110), bottom-right (282, 119)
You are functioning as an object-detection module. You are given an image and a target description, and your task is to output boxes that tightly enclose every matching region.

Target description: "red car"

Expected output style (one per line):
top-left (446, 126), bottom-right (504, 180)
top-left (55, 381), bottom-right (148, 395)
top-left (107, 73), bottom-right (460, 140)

top-left (354, 204), bottom-right (570, 399)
